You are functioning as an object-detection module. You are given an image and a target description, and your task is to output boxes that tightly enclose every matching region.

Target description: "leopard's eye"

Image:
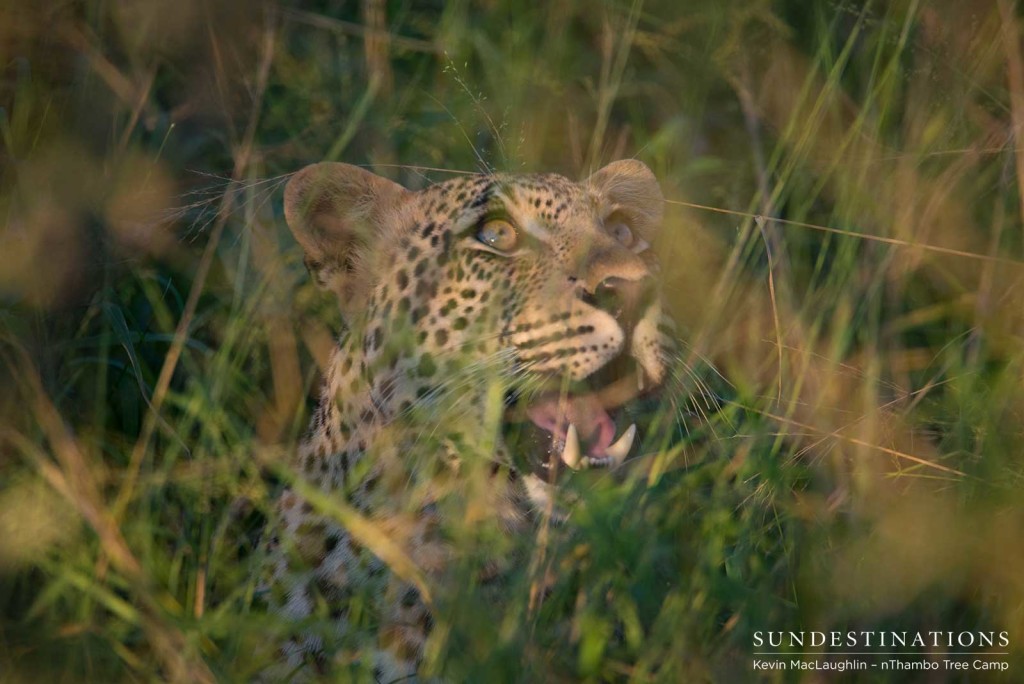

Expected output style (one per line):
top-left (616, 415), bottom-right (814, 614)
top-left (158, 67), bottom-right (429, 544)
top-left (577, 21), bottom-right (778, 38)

top-left (608, 219), bottom-right (634, 247)
top-left (477, 219), bottom-right (519, 252)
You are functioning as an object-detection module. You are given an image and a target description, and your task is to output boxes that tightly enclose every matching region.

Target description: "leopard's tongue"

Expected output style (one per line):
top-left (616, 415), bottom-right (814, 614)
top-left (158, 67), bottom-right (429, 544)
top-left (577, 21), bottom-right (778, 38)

top-left (526, 394), bottom-right (616, 457)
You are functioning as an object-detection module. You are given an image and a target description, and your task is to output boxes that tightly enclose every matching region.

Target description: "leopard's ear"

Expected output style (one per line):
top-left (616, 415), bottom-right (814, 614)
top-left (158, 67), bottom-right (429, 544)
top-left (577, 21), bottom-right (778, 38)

top-left (284, 162), bottom-right (409, 309)
top-left (585, 160), bottom-right (663, 240)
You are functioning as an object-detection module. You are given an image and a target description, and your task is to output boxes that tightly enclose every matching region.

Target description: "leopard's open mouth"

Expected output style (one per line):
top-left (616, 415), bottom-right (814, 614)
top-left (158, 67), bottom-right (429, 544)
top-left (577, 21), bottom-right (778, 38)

top-left (504, 354), bottom-right (657, 480)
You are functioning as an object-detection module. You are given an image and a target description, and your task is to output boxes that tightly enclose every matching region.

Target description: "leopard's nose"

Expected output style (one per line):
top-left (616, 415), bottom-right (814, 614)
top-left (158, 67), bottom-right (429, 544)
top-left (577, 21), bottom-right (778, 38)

top-left (586, 276), bottom-right (655, 331)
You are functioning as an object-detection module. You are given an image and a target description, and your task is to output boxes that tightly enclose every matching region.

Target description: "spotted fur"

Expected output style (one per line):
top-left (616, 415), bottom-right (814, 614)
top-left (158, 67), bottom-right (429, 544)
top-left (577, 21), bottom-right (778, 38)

top-left (260, 160), bottom-right (670, 680)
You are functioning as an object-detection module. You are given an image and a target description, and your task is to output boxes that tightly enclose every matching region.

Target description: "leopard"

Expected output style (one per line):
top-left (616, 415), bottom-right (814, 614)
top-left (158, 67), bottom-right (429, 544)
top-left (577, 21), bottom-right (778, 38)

top-left (259, 159), bottom-right (676, 681)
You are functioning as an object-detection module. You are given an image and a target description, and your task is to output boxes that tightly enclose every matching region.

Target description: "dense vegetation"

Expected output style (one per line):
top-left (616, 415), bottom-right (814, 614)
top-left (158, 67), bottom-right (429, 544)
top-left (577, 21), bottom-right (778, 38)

top-left (1, 0), bottom-right (1022, 681)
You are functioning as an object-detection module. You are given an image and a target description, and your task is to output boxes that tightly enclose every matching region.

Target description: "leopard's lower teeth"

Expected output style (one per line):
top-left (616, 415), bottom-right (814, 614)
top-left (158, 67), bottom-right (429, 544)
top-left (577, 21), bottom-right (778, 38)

top-left (557, 422), bottom-right (637, 470)
top-left (561, 423), bottom-right (581, 469)
top-left (605, 423), bottom-right (637, 465)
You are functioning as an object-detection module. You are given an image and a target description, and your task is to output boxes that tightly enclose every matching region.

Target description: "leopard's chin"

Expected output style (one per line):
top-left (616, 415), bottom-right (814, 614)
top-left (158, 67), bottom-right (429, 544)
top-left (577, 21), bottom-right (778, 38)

top-left (503, 354), bottom-right (659, 481)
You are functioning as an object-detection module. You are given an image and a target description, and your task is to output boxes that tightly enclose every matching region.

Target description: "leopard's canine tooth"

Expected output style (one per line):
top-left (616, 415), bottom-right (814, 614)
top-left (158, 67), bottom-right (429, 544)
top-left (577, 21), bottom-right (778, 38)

top-left (561, 423), bottom-right (581, 469)
top-left (605, 423), bottom-right (637, 464)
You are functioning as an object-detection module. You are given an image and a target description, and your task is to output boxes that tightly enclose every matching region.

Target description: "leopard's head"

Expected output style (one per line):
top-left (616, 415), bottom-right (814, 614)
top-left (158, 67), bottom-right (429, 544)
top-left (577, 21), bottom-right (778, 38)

top-left (284, 160), bottom-right (672, 478)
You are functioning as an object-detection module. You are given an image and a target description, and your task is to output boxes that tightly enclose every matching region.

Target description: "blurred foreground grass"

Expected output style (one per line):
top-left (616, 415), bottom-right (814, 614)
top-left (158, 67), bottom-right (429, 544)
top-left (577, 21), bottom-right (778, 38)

top-left (1, 0), bottom-right (1023, 681)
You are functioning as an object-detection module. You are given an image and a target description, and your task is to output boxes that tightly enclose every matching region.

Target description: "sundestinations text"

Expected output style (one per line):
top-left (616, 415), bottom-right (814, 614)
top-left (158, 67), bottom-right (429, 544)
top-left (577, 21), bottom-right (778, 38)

top-left (753, 631), bottom-right (1010, 649)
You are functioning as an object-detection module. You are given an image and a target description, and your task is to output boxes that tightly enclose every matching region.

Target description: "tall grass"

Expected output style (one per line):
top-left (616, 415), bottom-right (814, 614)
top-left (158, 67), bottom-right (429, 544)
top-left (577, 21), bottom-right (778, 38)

top-left (1, 0), bottom-right (1022, 681)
